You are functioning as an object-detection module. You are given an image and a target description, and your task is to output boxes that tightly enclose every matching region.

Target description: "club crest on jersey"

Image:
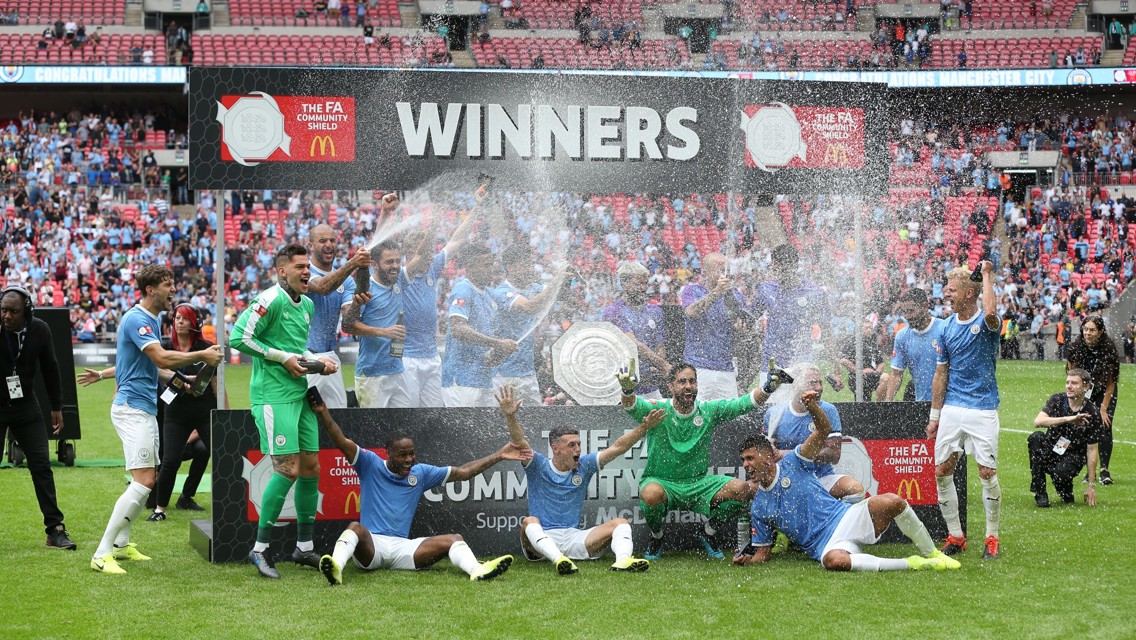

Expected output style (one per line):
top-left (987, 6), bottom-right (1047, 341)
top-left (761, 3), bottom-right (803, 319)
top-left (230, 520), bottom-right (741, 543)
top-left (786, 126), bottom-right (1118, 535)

top-left (304, 312), bottom-right (311, 322)
top-left (336, 285), bottom-right (345, 293)
top-left (571, 474), bottom-right (582, 486)
top-left (797, 297), bottom-right (808, 307)
top-left (807, 422), bottom-right (817, 432)
top-left (426, 276), bottom-right (435, 286)
top-left (275, 435), bottom-right (287, 447)
top-left (393, 284), bottom-right (401, 295)
top-left (648, 319), bottom-right (656, 328)
top-left (139, 448), bottom-right (151, 460)
top-left (781, 476), bottom-right (791, 489)
top-left (407, 475), bottom-right (418, 487)
top-left (693, 415), bottom-right (704, 427)
top-left (970, 324), bottom-right (981, 335)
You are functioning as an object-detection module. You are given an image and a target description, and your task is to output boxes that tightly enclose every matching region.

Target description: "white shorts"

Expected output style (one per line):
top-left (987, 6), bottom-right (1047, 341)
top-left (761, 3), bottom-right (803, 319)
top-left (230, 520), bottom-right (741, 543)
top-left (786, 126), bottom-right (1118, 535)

top-left (820, 500), bottom-right (882, 558)
top-left (403, 355), bottom-right (444, 407)
top-left (818, 473), bottom-right (848, 493)
top-left (353, 533), bottom-right (426, 571)
top-left (355, 371), bottom-right (412, 409)
top-left (442, 385), bottom-right (498, 408)
top-left (492, 374), bottom-right (541, 406)
top-left (111, 403), bottom-right (159, 470)
top-left (935, 404), bottom-right (999, 469)
top-left (520, 526), bottom-right (604, 562)
top-left (307, 351), bottom-right (347, 409)
top-left (696, 368), bottom-right (739, 401)
top-left (758, 370), bottom-right (795, 405)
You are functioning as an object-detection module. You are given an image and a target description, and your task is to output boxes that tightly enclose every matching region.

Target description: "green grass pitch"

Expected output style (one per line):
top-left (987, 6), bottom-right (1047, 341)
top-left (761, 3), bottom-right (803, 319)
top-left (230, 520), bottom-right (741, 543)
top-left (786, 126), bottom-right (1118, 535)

top-left (0, 361), bottom-right (1132, 639)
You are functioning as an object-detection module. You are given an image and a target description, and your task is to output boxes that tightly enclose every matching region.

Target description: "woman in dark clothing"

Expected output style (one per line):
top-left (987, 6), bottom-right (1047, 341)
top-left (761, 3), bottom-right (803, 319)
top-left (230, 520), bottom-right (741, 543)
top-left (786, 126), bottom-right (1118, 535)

top-left (1066, 315), bottom-right (1120, 485)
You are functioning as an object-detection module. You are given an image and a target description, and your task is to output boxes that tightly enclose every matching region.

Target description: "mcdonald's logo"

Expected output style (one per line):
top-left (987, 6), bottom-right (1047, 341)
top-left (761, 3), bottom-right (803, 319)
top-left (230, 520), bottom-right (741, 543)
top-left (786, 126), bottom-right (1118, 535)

top-left (896, 478), bottom-right (922, 501)
top-left (310, 135), bottom-right (336, 157)
top-left (822, 143), bottom-right (850, 166)
top-left (344, 490), bottom-right (360, 514)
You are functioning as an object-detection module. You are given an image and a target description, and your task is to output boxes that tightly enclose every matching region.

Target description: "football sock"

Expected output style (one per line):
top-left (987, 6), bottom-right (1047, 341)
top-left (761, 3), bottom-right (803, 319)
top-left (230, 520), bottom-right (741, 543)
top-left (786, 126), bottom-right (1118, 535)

top-left (96, 481), bottom-right (150, 558)
top-left (851, 554), bottom-right (911, 572)
top-left (524, 521), bottom-right (563, 562)
top-left (256, 472), bottom-right (296, 546)
top-left (331, 528), bottom-right (359, 568)
top-left (936, 476), bottom-right (964, 538)
top-left (294, 476), bottom-right (319, 550)
top-left (611, 523), bottom-right (633, 561)
top-left (981, 475), bottom-right (1002, 538)
top-left (703, 520), bottom-right (717, 537)
top-left (650, 528), bottom-right (664, 539)
top-left (641, 499), bottom-right (666, 533)
top-left (894, 505), bottom-right (936, 556)
top-left (448, 540), bottom-right (482, 576)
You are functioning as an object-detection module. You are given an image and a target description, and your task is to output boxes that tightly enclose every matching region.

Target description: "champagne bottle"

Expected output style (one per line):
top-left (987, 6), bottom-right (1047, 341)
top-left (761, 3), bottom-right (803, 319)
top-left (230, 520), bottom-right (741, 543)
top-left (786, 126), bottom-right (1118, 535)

top-left (353, 264), bottom-right (370, 296)
top-left (189, 363), bottom-right (216, 397)
top-left (969, 264), bottom-right (983, 282)
top-left (736, 515), bottom-right (751, 553)
top-left (389, 311), bottom-right (405, 358)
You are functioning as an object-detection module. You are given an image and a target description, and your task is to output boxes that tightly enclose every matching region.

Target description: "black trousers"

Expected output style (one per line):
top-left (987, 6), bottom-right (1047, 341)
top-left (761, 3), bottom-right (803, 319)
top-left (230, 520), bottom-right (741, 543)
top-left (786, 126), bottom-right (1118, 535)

top-left (1, 405), bottom-right (65, 534)
top-left (1027, 431), bottom-right (1085, 497)
top-left (154, 419), bottom-right (210, 509)
top-left (1095, 395), bottom-right (1117, 470)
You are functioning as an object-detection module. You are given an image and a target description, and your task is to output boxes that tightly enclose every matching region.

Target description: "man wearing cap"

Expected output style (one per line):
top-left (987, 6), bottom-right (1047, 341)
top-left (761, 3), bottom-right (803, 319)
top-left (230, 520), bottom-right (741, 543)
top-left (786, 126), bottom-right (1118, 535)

top-left (751, 243), bottom-right (842, 404)
top-left (603, 261), bottom-right (670, 400)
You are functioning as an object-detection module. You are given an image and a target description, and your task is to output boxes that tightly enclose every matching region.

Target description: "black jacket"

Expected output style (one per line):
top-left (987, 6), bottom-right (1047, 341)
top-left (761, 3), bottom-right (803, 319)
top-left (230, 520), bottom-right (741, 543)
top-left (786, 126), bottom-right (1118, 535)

top-left (0, 317), bottom-right (63, 410)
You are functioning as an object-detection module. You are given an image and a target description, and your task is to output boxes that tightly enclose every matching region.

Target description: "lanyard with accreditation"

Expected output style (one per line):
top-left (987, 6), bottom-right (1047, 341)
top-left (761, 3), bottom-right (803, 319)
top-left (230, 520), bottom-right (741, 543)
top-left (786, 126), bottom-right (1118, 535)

top-left (5, 329), bottom-right (25, 400)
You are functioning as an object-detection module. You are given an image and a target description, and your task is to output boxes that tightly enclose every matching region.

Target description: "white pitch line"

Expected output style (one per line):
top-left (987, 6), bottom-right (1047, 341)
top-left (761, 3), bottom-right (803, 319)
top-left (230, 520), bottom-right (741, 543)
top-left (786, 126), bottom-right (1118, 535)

top-left (1001, 427), bottom-right (1136, 446)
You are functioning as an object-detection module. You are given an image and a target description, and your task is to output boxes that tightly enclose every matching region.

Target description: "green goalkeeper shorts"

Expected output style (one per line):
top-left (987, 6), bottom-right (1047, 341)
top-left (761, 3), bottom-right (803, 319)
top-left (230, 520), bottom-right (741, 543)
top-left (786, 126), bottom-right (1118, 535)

top-left (638, 474), bottom-right (734, 516)
top-left (252, 399), bottom-right (318, 455)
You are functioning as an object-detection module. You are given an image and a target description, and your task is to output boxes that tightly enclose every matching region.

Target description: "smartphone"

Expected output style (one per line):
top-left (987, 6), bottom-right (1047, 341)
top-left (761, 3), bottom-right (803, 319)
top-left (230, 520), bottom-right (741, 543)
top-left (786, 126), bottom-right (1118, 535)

top-left (306, 386), bottom-right (324, 406)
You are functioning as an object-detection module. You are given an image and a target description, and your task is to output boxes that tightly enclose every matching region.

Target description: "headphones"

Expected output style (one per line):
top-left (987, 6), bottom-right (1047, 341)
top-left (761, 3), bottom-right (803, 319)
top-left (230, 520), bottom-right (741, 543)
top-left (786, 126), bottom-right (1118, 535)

top-left (1, 285), bottom-right (34, 319)
top-left (173, 303), bottom-right (203, 333)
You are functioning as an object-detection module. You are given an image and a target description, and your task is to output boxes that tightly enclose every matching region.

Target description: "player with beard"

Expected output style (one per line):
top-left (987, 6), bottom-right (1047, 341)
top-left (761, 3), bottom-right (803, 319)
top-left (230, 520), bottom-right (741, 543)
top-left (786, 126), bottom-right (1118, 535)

top-left (498, 385), bottom-right (660, 574)
top-left (90, 265), bottom-right (223, 573)
top-left (603, 261), bottom-right (670, 400)
top-left (734, 398), bottom-right (959, 573)
top-left (230, 244), bottom-right (341, 578)
top-left (343, 240), bottom-right (411, 408)
top-left (305, 222), bottom-right (371, 408)
top-left (618, 360), bottom-right (792, 560)
top-left (310, 389), bottom-right (525, 584)
top-left (882, 288), bottom-right (947, 402)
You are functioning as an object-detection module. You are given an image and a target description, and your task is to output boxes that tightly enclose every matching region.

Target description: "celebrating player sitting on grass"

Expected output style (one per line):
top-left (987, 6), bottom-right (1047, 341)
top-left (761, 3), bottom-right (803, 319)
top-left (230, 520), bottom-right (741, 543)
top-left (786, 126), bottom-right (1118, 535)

top-left (618, 357), bottom-right (793, 560)
top-left (734, 389), bottom-right (959, 573)
top-left (497, 385), bottom-right (661, 574)
top-left (308, 388), bottom-right (528, 584)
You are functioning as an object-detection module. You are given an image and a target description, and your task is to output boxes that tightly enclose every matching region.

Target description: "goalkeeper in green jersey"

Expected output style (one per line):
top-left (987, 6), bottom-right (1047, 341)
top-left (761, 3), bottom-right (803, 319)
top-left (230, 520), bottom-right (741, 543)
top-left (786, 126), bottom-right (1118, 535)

top-left (230, 243), bottom-right (340, 579)
top-left (618, 358), bottom-right (792, 560)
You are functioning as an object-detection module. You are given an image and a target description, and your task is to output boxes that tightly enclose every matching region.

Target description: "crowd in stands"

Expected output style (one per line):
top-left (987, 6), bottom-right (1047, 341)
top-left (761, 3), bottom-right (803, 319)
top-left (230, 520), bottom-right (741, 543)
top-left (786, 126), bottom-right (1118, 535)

top-left (3, 101), bottom-right (1136, 389)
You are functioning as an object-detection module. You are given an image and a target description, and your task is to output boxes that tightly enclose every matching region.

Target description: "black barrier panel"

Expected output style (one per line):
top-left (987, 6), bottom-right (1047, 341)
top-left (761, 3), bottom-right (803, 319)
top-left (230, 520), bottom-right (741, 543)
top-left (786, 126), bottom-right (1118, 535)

top-left (205, 402), bottom-right (963, 563)
top-left (188, 68), bottom-right (889, 195)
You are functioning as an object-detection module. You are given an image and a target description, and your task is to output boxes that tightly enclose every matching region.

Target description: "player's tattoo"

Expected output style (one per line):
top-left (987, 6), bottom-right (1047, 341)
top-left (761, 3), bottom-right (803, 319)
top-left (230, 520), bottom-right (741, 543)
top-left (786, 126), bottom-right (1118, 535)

top-left (281, 281), bottom-right (302, 302)
top-left (272, 453), bottom-right (298, 476)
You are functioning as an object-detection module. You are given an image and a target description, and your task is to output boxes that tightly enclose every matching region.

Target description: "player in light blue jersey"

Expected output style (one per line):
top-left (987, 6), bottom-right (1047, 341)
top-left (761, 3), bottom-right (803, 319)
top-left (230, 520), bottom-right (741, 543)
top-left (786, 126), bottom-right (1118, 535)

top-left (91, 265), bottom-right (223, 574)
top-left (306, 223), bottom-right (371, 406)
top-left (497, 385), bottom-right (660, 574)
top-left (308, 388), bottom-right (528, 584)
top-left (927, 262), bottom-right (1003, 560)
top-left (734, 391), bottom-right (959, 573)
top-left (882, 288), bottom-right (947, 402)
top-left (765, 363), bottom-right (865, 503)
top-left (399, 187), bottom-right (480, 407)
top-left (305, 223), bottom-right (371, 408)
top-left (489, 244), bottom-right (565, 406)
top-left (343, 240), bottom-right (410, 408)
top-left (442, 244), bottom-right (518, 407)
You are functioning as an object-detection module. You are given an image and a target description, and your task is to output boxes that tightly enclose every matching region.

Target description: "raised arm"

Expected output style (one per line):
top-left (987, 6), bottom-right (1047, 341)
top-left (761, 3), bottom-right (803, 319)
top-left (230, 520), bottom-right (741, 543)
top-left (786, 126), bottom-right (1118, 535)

top-left (683, 279), bottom-right (730, 319)
top-left (496, 384), bottom-right (530, 451)
top-left (980, 260), bottom-right (998, 330)
top-left (308, 389), bottom-right (358, 461)
top-left (599, 408), bottom-right (665, 468)
top-left (797, 390), bottom-right (833, 461)
top-left (448, 441), bottom-right (532, 483)
top-left (440, 184), bottom-right (487, 257)
top-left (617, 357), bottom-right (639, 408)
top-left (308, 247), bottom-right (370, 295)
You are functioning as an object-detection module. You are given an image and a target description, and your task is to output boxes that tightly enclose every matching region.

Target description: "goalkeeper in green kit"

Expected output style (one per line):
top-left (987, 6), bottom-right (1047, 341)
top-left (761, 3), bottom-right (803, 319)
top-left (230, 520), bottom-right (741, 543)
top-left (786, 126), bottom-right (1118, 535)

top-left (230, 244), bottom-right (340, 579)
top-left (618, 358), bottom-right (792, 560)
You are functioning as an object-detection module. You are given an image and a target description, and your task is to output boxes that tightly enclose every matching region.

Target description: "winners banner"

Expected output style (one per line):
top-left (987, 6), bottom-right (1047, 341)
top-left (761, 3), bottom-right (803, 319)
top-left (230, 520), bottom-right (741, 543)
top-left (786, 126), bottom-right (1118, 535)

top-left (197, 402), bottom-right (964, 563)
top-left (188, 68), bottom-right (889, 195)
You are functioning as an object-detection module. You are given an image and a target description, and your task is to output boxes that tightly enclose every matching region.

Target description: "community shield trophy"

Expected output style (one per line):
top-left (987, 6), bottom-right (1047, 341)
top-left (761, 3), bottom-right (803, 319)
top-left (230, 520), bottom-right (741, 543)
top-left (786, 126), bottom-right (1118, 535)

top-left (552, 322), bottom-right (640, 406)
